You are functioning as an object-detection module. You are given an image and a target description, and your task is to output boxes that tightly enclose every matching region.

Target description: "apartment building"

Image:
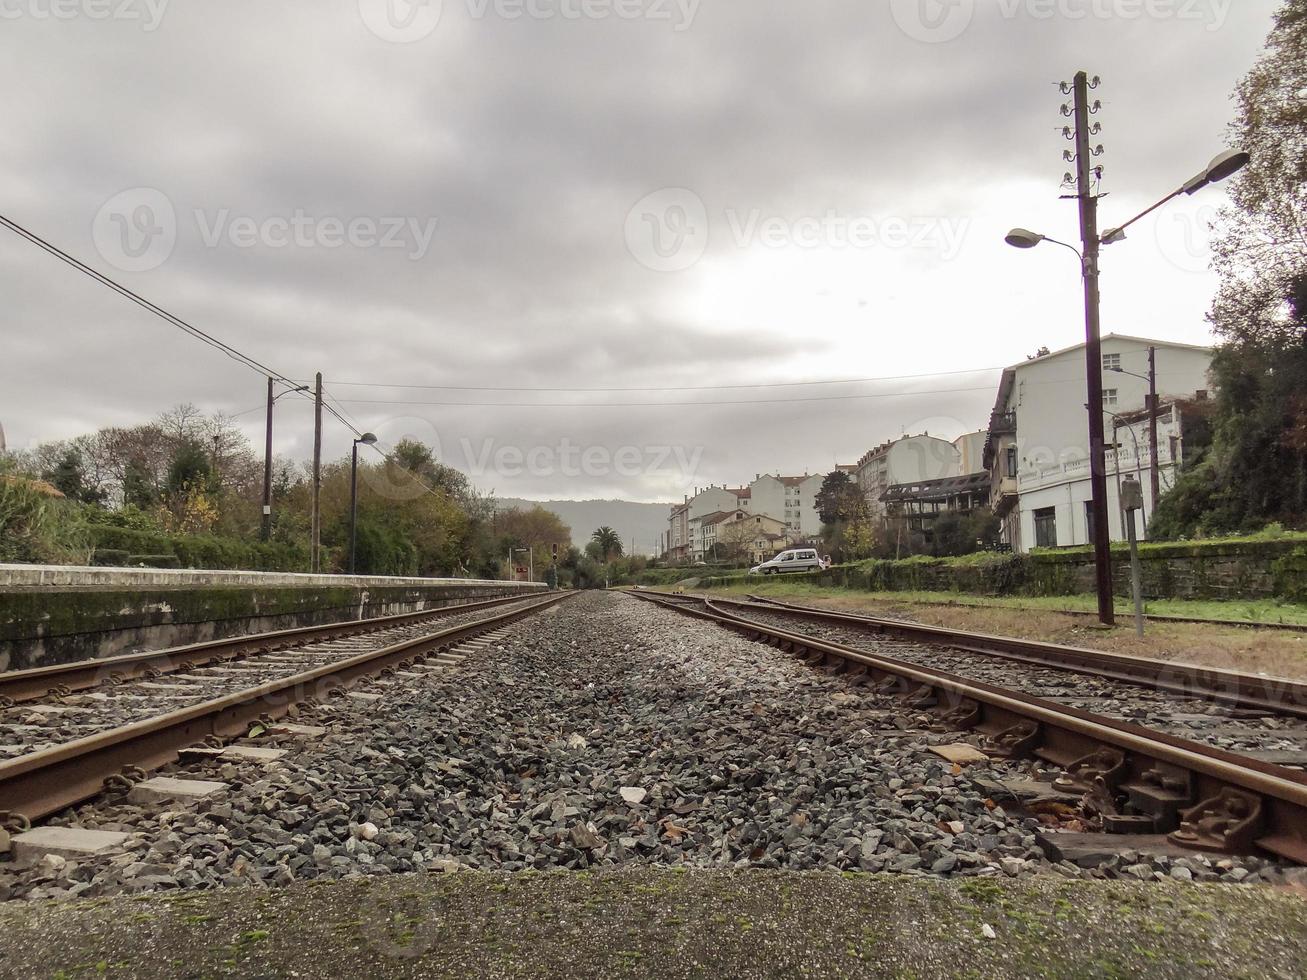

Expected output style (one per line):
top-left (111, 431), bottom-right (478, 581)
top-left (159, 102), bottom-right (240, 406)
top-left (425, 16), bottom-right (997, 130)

top-left (855, 434), bottom-right (961, 520)
top-left (984, 334), bottom-right (1212, 551)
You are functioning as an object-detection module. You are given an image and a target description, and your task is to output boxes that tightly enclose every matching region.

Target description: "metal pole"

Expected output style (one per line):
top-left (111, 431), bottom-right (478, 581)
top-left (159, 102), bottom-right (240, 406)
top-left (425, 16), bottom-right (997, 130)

top-left (1122, 476), bottom-right (1146, 638)
top-left (349, 441), bottom-right (360, 575)
top-left (528, 549), bottom-right (534, 583)
top-left (261, 376), bottom-right (274, 541)
top-left (1073, 69), bottom-right (1115, 626)
top-left (1148, 345), bottom-right (1160, 526)
top-left (1127, 508), bottom-right (1144, 637)
top-left (311, 373), bottom-right (323, 573)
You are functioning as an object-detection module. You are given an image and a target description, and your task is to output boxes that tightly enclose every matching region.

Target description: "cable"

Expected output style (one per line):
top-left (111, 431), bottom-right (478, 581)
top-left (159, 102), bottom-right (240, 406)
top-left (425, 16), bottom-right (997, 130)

top-left (329, 386), bottom-right (998, 407)
top-left (0, 214), bottom-right (304, 392)
top-left (312, 365), bottom-right (1006, 394)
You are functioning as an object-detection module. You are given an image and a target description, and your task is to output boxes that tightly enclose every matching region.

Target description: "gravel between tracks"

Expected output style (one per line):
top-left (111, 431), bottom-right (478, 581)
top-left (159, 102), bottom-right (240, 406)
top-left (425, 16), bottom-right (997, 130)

top-left (0, 592), bottom-right (1287, 902)
top-left (722, 602), bottom-right (1307, 753)
top-left (0, 597), bottom-right (548, 760)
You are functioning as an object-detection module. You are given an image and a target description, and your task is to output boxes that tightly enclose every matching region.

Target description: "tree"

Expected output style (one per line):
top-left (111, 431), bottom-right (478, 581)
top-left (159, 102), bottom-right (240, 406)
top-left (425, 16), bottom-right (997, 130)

top-left (1153, 3), bottom-right (1307, 535)
top-left (45, 448), bottom-right (104, 505)
top-left (814, 470), bottom-right (863, 525)
top-left (590, 526), bottom-right (623, 561)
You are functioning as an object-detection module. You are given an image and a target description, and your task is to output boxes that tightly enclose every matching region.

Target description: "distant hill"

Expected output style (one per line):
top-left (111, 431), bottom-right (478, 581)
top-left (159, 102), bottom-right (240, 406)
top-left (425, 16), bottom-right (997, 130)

top-left (497, 498), bottom-right (673, 555)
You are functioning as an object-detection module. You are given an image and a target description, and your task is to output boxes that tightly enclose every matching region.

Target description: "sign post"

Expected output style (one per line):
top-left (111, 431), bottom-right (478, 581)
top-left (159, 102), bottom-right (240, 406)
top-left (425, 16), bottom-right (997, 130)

top-left (1121, 475), bottom-right (1145, 637)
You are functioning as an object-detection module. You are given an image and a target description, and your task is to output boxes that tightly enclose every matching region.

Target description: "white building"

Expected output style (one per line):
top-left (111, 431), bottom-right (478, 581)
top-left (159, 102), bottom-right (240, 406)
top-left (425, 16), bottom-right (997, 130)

top-left (952, 430), bottom-right (988, 476)
top-left (855, 434), bottom-right (961, 520)
top-left (677, 485), bottom-right (751, 560)
top-left (984, 334), bottom-right (1212, 551)
top-left (748, 473), bottom-right (824, 539)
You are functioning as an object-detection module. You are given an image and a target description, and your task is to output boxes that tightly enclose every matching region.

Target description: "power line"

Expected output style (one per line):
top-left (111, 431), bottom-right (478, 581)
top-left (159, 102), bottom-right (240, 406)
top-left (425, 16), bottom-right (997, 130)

top-left (310, 365), bottom-right (1005, 394)
top-left (0, 213), bottom-right (304, 392)
top-left (331, 385), bottom-right (999, 409)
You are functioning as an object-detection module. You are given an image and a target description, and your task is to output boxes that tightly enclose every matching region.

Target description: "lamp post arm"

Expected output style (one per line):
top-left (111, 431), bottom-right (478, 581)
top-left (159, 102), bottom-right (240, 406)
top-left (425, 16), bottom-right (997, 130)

top-left (1100, 187), bottom-right (1183, 244)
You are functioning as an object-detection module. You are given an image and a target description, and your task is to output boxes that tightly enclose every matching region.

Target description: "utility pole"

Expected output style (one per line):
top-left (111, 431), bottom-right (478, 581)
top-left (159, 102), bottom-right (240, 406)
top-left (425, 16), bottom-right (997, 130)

top-left (311, 372), bottom-right (323, 573)
top-left (261, 377), bottom-right (274, 541)
top-left (1072, 69), bottom-right (1115, 626)
top-left (1147, 345), bottom-right (1160, 521)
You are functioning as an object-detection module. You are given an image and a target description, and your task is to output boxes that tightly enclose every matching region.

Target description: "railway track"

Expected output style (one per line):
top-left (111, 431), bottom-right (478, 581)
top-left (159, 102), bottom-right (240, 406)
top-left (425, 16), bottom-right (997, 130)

top-left (0, 591), bottom-right (572, 826)
top-left (0, 593), bottom-right (551, 761)
top-left (633, 590), bottom-right (1307, 865)
top-left (736, 593), bottom-right (1307, 719)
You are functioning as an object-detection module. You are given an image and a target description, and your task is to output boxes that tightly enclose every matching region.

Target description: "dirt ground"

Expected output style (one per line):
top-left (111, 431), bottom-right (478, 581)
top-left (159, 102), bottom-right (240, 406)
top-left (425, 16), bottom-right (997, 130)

top-left (707, 587), bottom-right (1307, 681)
top-left (1, 869), bottom-right (1304, 979)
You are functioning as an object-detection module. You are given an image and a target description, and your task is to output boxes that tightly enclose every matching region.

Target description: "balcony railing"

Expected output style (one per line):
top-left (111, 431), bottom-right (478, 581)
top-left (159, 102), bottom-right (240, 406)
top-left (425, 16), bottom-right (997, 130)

top-left (989, 410), bottom-right (1017, 435)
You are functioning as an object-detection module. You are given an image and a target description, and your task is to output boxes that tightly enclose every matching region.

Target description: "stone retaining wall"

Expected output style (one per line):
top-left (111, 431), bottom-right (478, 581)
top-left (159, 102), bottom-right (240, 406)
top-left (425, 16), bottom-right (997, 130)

top-left (0, 565), bottom-right (544, 671)
top-left (696, 541), bottom-right (1307, 603)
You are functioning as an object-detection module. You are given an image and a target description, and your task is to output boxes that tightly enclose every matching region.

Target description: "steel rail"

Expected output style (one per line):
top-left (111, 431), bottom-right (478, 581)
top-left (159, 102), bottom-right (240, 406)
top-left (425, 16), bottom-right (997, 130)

top-left (781, 593), bottom-right (1307, 633)
top-left (0, 591), bottom-right (544, 705)
top-left (714, 593), bottom-right (1307, 719)
top-left (0, 592), bottom-right (572, 823)
top-left (633, 591), bottom-right (1307, 863)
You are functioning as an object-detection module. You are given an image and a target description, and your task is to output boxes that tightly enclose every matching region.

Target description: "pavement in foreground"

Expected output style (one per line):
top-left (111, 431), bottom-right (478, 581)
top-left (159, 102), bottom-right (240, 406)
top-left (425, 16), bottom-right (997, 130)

top-left (1, 868), bottom-right (1303, 979)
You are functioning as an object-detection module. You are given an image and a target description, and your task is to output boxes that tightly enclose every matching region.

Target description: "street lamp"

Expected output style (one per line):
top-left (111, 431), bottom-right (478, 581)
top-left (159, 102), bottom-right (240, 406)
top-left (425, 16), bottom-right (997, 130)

top-left (1107, 350), bottom-right (1161, 510)
top-left (348, 432), bottom-right (378, 575)
top-left (1101, 150), bottom-right (1250, 244)
top-left (261, 380), bottom-right (310, 540)
top-left (1005, 81), bottom-right (1248, 627)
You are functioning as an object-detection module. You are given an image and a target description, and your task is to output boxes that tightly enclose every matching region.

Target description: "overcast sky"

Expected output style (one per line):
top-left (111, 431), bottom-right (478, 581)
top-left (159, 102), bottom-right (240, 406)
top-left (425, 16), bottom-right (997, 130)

top-left (0, 0), bottom-right (1276, 502)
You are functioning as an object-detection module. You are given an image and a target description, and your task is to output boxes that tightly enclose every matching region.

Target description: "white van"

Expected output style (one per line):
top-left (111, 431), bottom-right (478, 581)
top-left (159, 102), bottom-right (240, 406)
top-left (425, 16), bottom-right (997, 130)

top-left (750, 548), bottom-right (825, 575)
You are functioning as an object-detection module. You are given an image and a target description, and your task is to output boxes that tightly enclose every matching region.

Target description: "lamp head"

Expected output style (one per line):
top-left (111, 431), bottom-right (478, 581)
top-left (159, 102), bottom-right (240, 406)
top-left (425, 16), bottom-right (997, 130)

top-left (357, 432), bottom-right (378, 445)
top-left (1183, 149), bottom-right (1250, 195)
top-left (1004, 228), bottom-right (1045, 249)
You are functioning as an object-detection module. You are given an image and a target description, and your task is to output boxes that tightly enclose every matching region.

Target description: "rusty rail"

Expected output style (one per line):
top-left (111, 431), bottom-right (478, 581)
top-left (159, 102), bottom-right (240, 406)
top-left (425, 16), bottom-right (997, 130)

top-left (633, 591), bottom-right (1307, 864)
top-left (0, 591), bottom-right (542, 706)
top-left (721, 593), bottom-right (1307, 718)
top-left (0, 592), bottom-right (572, 822)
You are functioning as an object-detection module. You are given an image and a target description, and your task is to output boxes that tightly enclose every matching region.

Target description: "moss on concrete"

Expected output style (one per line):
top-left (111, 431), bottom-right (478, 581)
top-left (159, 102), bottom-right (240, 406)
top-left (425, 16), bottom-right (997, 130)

top-left (0, 869), bottom-right (1303, 978)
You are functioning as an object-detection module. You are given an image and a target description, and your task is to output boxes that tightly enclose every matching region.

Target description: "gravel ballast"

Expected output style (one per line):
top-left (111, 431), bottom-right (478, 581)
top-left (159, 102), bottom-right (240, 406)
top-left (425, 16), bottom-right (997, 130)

top-left (0, 592), bottom-right (1289, 901)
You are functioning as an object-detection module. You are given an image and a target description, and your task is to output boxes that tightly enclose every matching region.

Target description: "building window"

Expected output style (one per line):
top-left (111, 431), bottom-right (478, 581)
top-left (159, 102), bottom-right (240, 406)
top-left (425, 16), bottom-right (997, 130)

top-left (1103, 389), bottom-right (1118, 406)
top-left (1084, 501), bottom-right (1096, 544)
top-left (1004, 446), bottom-right (1018, 478)
top-left (1195, 389), bottom-right (1208, 401)
top-left (1102, 353), bottom-right (1121, 372)
top-left (1169, 435), bottom-right (1179, 462)
top-left (1033, 507), bottom-right (1057, 548)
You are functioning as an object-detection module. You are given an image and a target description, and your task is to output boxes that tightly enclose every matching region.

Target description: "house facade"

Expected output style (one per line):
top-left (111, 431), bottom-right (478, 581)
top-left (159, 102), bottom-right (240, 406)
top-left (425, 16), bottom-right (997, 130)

top-left (855, 434), bottom-right (961, 521)
top-left (984, 334), bottom-right (1212, 551)
top-left (748, 473), bottom-right (824, 538)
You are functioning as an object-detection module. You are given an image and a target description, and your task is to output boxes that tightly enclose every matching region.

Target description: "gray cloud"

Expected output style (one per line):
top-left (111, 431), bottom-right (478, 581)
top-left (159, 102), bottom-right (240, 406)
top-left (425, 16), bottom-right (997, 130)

top-left (0, 0), bottom-right (1272, 500)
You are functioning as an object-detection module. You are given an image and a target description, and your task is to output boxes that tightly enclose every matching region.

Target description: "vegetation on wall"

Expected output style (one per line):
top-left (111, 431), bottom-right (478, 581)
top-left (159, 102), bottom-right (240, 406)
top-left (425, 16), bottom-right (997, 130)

top-left (2, 405), bottom-right (573, 579)
top-left (1153, 2), bottom-right (1307, 538)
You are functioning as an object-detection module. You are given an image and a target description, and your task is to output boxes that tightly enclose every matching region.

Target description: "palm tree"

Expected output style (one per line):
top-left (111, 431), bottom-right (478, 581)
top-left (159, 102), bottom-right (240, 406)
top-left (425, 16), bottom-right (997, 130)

top-left (590, 526), bottom-right (623, 561)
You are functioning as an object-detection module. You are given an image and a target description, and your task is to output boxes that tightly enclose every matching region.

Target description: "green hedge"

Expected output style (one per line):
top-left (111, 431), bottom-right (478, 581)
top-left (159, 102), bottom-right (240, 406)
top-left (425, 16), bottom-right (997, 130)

top-left (696, 538), bottom-right (1307, 602)
top-left (88, 525), bottom-right (308, 572)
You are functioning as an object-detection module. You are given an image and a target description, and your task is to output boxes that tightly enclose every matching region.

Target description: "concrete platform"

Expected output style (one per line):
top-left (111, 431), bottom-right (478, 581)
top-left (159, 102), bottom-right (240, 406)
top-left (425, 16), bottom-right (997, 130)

top-left (0, 870), bottom-right (1302, 979)
top-left (9, 826), bottom-right (130, 865)
top-left (127, 776), bottom-right (228, 804)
